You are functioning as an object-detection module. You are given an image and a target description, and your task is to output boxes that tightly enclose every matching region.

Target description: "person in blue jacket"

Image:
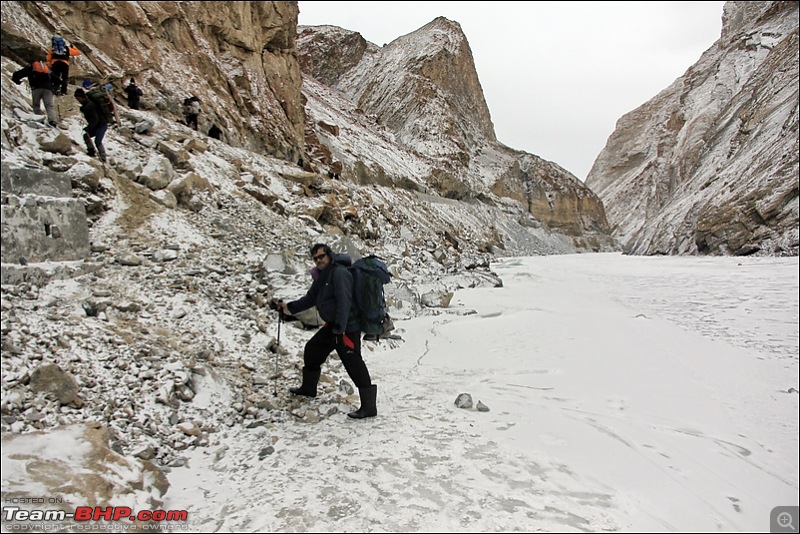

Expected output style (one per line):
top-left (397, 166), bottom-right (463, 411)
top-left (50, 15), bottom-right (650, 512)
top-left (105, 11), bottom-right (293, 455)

top-left (278, 243), bottom-right (377, 419)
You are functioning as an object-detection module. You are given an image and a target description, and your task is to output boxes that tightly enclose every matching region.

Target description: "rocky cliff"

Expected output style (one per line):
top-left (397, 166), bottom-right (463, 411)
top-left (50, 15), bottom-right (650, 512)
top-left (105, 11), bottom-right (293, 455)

top-left (297, 19), bottom-right (614, 245)
top-left (2, 1), bottom-right (305, 161)
top-left (0, 1), bottom-right (616, 480)
top-left (2, 2), bottom-right (614, 252)
top-left (585, 0), bottom-right (798, 256)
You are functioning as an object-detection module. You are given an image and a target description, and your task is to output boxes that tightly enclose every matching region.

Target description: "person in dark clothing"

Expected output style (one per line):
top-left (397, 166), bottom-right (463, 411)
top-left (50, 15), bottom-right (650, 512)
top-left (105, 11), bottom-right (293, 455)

top-left (74, 88), bottom-right (109, 162)
top-left (183, 96), bottom-right (200, 130)
top-left (124, 78), bottom-right (143, 110)
top-left (208, 123), bottom-right (222, 140)
top-left (12, 61), bottom-right (59, 127)
top-left (278, 244), bottom-right (378, 419)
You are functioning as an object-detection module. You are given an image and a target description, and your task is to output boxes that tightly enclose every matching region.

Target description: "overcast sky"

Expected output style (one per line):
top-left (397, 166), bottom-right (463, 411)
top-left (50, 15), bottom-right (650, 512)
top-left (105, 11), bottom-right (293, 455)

top-left (298, 1), bottom-right (726, 181)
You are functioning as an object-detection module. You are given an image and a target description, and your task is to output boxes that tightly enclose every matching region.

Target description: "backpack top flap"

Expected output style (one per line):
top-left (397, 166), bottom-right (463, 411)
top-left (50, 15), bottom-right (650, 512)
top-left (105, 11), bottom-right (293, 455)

top-left (332, 253), bottom-right (352, 267)
top-left (353, 256), bottom-right (391, 284)
top-left (51, 36), bottom-right (68, 56)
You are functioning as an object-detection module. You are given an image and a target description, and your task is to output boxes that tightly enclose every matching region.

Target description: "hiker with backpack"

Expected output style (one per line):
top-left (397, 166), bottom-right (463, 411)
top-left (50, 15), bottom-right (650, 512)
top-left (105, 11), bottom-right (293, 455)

top-left (277, 243), bottom-right (378, 419)
top-left (47, 35), bottom-right (81, 96)
top-left (12, 60), bottom-right (59, 127)
top-left (124, 78), bottom-right (143, 110)
top-left (81, 80), bottom-right (117, 124)
top-left (74, 88), bottom-right (109, 162)
top-left (183, 96), bottom-right (201, 130)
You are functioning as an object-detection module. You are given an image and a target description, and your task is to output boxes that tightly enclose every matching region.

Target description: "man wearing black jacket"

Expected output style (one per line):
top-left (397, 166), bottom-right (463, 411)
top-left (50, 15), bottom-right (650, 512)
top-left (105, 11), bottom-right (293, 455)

top-left (278, 243), bottom-right (378, 419)
top-left (74, 88), bottom-right (109, 162)
top-left (124, 78), bottom-right (143, 110)
top-left (12, 61), bottom-right (58, 127)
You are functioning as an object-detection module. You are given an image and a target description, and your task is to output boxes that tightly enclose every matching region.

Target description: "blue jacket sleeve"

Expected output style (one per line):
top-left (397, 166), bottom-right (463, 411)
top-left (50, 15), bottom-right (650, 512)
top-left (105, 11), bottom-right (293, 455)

top-left (287, 278), bottom-right (319, 315)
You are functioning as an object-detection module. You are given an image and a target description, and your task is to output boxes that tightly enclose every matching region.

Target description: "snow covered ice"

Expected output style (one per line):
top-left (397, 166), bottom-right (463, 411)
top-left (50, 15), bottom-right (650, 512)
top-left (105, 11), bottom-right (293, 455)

top-left (164, 253), bottom-right (799, 532)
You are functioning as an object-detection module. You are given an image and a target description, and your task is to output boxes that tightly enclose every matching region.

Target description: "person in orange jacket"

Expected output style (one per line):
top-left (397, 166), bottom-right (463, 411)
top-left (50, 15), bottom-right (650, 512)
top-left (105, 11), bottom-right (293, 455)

top-left (12, 60), bottom-right (59, 127)
top-left (47, 35), bottom-right (81, 96)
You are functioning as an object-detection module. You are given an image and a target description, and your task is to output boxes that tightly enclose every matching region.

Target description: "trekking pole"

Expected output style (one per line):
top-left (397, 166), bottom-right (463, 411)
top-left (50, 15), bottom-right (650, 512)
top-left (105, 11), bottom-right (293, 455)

top-left (54, 93), bottom-right (62, 123)
top-left (274, 311), bottom-right (281, 397)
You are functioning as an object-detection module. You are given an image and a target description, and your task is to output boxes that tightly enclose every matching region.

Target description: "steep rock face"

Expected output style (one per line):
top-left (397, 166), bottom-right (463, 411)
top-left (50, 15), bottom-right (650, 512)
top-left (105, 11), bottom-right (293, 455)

top-left (1, 1), bottom-right (304, 162)
top-left (586, 1), bottom-right (798, 256)
top-left (296, 24), bottom-right (369, 88)
top-left (1, 1), bottom-right (613, 251)
top-left (297, 21), bottom-right (614, 250)
top-left (300, 18), bottom-right (496, 162)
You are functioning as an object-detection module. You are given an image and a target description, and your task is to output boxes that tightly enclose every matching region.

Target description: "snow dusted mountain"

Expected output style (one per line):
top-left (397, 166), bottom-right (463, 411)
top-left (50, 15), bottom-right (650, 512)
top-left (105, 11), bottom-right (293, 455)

top-left (585, 0), bottom-right (798, 256)
top-left (1, 0), bottom-right (795, 527)
top-left (0, 1), bottom-right (612, 519)
top-left (297, 19), bottom-right (614, 244)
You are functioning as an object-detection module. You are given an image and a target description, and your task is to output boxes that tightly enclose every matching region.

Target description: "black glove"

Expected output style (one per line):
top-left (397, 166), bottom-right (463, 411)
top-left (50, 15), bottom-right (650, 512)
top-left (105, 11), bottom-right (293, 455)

top-left (335, 333), bottom-right (355, 351)
top-left (270, 299), bottom-right (292, 321)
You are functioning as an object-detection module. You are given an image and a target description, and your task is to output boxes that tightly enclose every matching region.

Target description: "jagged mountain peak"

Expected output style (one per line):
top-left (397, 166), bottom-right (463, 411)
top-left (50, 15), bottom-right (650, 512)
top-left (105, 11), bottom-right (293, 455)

top-left (300, 16), bottom-right (496, 163)
top-left (297, 19), bottom-right (612, 245)
top-left (296, 24), bottom-right (371, 87)
top-left (388, 16), bottom-right (468, 58)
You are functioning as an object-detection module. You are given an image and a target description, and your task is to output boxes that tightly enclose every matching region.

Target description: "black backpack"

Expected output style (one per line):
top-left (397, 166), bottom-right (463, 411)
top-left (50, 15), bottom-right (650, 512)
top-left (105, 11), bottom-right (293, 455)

top-left (333, 254), bottom-right (393, 338)
top-left (86, 87), bottom-right (115, 123)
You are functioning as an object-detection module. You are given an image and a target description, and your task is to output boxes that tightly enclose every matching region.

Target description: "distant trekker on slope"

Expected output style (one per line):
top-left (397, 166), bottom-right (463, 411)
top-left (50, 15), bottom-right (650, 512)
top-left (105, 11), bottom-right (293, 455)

top-left (124, 78), bottom-right (143, 110)
top-left (74, 87), bottom-right (109, 162)
top-left (183, 96), bottom-right (201, 130)
top-left (47, 35), bottom-right (81, 96)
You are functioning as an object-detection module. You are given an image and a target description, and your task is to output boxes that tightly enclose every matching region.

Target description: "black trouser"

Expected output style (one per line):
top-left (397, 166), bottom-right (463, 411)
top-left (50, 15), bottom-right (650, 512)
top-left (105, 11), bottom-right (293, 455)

top-left (304, 326), bottom-right (371, 388)
top-left (185, 113), bottom-right (198, 130)
top-left (50, 61), bottom-right (69, 95)
top-left (83, 122), bottom-right (109, 158)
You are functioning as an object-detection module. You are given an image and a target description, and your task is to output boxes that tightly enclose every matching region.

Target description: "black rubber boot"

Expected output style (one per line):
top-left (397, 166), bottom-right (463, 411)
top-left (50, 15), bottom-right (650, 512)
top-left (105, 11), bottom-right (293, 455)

top-left (289, 367), bottom-right (320, 398)
top-left (83, 133), bottom-right (96, 156)
top-left (348, 384), bottom-right (377, 419)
